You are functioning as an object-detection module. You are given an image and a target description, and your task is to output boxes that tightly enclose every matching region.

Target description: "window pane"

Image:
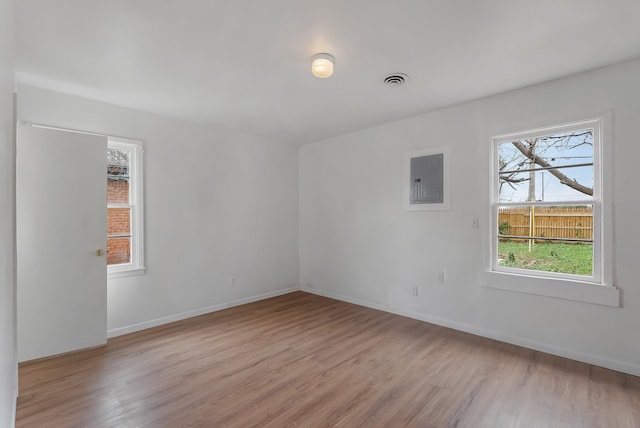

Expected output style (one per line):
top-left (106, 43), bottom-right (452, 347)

top-left (107, 207), bottom-right (130, 236)
top-left (498, 129), bottom-right (593, 203)
top-left (108, 180), bottom-right (129, 204)
top-left (107, 237), bottom-right (131, 265)
top-left (497, 204), bottom-right (593, 276)
top-left (107, 148), bottom-right (130, 204)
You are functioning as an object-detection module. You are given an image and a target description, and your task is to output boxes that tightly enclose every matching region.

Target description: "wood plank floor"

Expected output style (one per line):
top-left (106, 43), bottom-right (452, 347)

top-left (16, 291), bottom-right (640, 428)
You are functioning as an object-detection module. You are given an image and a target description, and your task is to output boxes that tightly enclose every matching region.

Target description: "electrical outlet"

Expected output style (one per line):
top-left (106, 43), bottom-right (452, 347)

top-left (472, 217), bottom-right (479, 229)
top-left (231, 277), bottom-right (236, 286)
top-left (411, 285), bottom-right (419, 296)
top-left (437, 271), bottom-right (445, 283)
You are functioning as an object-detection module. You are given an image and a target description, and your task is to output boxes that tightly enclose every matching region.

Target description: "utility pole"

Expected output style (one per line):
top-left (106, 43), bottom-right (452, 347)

top-left (528, 152), bottom-right (536, 252)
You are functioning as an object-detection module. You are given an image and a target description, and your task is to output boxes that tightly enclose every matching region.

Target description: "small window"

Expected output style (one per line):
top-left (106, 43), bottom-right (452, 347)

top-left (107, 138), bottom-right (144, 278)
top-left (492, 119), bottom-right (602, 283)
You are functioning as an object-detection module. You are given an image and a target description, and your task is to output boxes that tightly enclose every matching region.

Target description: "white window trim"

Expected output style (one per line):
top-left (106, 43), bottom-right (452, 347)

top-left (108, 137), bottom-right (145, 279)
top-left (483, 117), bottom-right (618, 307)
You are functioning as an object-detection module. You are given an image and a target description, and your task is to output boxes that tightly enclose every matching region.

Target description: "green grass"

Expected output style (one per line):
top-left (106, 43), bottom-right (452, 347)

top-left (497, 241), bottom-right (592, 276)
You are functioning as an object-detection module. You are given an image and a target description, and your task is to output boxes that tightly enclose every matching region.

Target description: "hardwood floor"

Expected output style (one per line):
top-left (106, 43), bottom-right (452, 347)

top-left (16, 292), bottom-right (640, 427)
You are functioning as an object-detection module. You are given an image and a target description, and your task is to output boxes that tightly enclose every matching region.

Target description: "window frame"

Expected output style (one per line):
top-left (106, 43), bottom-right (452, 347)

top-left (484, 117), bottom-right (618, 307)
top-left (107, 137), bottom-right (145, 279)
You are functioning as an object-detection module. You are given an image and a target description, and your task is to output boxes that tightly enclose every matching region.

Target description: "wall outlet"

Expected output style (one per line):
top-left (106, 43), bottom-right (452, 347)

top-left (437, 271), bottom-right (445, 283)
top-left (231, 277), bottom-right (236, 286)
top-left (472, 217), bottom-right (479, 229)
top-left (411, 285), bottom-right (419, 296)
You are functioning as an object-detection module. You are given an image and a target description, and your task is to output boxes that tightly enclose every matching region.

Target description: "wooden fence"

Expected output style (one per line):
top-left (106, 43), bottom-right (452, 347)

top-left (498, 206), bottom-right (592, 242)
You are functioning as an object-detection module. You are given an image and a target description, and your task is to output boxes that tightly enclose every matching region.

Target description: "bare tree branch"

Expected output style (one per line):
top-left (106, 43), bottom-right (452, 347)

top-left (511, 140), bottom-right (593, 196)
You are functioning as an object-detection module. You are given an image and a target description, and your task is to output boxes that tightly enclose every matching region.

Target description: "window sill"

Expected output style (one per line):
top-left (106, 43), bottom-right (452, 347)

top-left (481, 270), bottom-right (619, 307)
top-left (108, 267), bottom-right (146, 280)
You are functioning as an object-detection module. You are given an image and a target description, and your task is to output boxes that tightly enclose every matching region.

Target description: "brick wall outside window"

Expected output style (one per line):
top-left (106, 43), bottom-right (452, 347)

top-left (107, 179), bottom-right (130, 265)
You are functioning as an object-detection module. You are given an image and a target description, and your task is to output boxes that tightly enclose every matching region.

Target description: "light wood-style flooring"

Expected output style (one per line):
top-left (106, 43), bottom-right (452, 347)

top-left (16, 291), bottom-right (640, 427)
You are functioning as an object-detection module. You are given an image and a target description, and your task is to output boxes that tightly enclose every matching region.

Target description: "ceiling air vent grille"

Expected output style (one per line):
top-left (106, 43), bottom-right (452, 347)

top-left (383, 73), bottom-right (408, 86)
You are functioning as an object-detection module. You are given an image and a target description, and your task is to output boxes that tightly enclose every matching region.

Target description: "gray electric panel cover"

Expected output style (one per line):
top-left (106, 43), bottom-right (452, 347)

top-left (410, 154), bottom-right (443, 204)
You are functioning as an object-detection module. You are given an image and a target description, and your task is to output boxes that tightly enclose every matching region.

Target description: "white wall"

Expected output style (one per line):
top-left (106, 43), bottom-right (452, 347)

top-left (0, 0), bottom-right (16, 425)
top-left (17, 84), bottom-right (299, 336)
top-left (300, 58), bottom-right (640, 375)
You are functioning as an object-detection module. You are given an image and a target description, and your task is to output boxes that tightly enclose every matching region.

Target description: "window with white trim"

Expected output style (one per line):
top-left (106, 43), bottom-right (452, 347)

top-left (491, 119), bottom-right (603, 283)
top-left (107, 137), bottom-right (145, 278)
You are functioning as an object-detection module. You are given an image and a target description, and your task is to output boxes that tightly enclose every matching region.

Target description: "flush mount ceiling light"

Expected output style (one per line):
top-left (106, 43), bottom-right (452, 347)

top-left (311, 53), bottom-right (335, 78)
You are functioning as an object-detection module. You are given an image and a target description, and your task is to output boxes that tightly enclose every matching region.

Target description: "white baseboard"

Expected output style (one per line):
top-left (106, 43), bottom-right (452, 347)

top-left (10, 358), bottom-right (18, 428)
top-left (107, 287), bottom-right (298, 338)
top-left (10, 388), bottom-right (17, 428)
top-left (301, 287), bottom-right (640, 377)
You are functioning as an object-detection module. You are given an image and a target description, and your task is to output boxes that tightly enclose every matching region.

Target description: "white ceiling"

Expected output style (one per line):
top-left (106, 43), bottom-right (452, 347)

top-left (15, 0), bottom-right (640, 144)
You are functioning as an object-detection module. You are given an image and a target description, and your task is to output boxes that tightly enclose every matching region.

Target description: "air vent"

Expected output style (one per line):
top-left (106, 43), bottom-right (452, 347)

top-left (383, 73), bottom-right (408, 86)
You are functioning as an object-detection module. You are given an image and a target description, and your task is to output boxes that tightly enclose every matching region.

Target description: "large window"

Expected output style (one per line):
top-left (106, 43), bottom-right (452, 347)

top-left (107, 137), bottom-right (144, 278)
top-left (492, 119), bottom-right (602, 283)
